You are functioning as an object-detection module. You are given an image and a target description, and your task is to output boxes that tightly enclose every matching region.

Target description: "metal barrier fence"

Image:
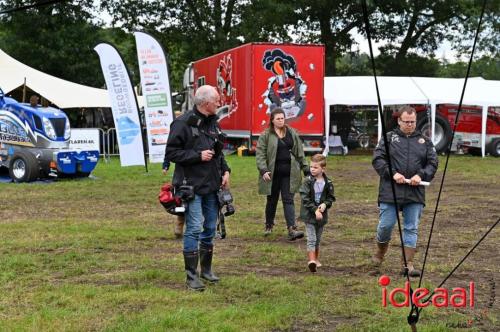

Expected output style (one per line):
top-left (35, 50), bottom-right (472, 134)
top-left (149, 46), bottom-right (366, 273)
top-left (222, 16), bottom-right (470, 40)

top-left (105, 128), bottom-right (119, 161)
top-left (103, 128), bottom-right (149, 162)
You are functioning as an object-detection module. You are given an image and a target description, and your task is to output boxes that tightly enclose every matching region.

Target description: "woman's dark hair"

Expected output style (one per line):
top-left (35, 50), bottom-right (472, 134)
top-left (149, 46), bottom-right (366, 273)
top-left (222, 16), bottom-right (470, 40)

top-left (269, 107), bottom-right (286, 130)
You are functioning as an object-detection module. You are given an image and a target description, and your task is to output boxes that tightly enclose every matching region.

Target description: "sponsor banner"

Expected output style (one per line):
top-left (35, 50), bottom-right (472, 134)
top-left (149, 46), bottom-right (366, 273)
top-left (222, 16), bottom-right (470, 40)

top-left (69, 129), bottom-right (100, 152)
top-left (94, 43), bottom-right (145, 167)
top-left (134, 31), bottom-right (174, 163)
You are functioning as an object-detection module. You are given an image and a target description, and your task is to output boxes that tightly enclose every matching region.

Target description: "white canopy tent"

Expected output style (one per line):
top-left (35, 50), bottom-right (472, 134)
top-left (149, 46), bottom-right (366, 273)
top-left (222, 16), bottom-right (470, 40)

top-left (0, 48), bottom-right (144, 109)
top-left (412, 77), bottom-right (500, 156)
top-left (324, 76), bottom-right (429, 147)
top-left (324, 76), bottom-right (500, 156)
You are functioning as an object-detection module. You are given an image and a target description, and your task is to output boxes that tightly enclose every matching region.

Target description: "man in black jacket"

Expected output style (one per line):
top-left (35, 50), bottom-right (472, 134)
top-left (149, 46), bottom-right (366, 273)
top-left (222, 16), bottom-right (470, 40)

top-left (372, 106), bottom-right (438, 277)
top-left (166, 85), bottom-right (230, 291)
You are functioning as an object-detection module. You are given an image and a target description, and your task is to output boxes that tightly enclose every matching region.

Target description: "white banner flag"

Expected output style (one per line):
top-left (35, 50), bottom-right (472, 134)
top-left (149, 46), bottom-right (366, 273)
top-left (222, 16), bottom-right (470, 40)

top-left (94, 43), bottom-right (145, 167)
top-left (134, 31), bottom-right (174, 163)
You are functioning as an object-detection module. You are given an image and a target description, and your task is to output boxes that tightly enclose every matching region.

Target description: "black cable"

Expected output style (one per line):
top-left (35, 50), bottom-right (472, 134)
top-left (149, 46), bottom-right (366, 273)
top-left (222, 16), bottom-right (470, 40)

top-left (361, 0), bottom-right (410, 277)
top-left (418, 217), bottom-right (499, 312)
top-left (0, 0), bottom-right (68, 15)
top-left (361, 0), bottom-right (415, 316)
top-left (417, 0), bottom-right (488, 290)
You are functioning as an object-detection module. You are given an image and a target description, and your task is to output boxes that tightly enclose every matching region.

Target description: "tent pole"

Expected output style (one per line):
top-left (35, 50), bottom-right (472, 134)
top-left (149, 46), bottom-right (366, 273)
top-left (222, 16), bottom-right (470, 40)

top-left (481, 105), bottom-right (487, 157)
top-left (22, 77), bottom-right (26, 103)
top-left (430, 104), bottom-right (436, 145)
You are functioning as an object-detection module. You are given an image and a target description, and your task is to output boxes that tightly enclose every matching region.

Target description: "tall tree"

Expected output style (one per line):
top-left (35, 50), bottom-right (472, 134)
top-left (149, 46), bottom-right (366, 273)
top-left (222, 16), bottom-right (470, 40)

top-left (278, 0), bottom-right (370, 76)
top-left (0, 0), bottom-right (105, 87)
top-left (370, 0), bottom-right (496, 75)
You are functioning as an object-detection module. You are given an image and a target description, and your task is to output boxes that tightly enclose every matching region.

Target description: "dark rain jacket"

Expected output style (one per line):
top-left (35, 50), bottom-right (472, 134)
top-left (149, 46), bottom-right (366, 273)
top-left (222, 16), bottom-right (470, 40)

top-left (299, 174), bottom-right (336, 226)
top-left (165, 107), bottom-right (230, 195)
top-left (372, 128), bottom-right (438, 205)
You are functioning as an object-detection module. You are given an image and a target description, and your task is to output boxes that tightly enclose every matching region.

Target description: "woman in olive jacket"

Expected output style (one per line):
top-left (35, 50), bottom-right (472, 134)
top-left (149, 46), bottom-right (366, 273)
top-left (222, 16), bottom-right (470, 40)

top-left (256, 108), bottom-right (309, 240)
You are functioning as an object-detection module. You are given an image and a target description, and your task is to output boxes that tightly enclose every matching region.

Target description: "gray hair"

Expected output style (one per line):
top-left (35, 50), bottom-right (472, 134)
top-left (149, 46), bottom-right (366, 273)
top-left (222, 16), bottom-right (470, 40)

top-left (194, 85), bottom-right (217, 106)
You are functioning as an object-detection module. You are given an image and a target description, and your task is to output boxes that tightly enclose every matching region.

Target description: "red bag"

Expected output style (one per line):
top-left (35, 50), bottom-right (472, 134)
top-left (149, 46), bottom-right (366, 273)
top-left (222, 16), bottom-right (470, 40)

top-left (159, 183), bottom-right (182, 214)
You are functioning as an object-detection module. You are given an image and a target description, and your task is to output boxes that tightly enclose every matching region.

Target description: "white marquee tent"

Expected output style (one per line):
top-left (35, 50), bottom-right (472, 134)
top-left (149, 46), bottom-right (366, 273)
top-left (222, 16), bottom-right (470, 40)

top-left (324, 76), bottom-right (500, 156)
top-left (0, 48), bottom-right (111, 109)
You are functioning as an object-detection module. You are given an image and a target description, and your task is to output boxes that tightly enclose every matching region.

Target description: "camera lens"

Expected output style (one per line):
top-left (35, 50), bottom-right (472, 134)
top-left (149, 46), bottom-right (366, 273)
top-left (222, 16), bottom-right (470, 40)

top-left (224, 204), bottom-right (235, 216)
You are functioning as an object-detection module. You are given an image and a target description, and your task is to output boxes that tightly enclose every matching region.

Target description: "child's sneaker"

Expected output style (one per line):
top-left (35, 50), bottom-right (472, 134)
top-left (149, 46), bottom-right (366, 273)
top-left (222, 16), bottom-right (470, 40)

top-left (316, 260), bottom-right (322, 268)
top-left (308, 260), bottom-right (317, 273)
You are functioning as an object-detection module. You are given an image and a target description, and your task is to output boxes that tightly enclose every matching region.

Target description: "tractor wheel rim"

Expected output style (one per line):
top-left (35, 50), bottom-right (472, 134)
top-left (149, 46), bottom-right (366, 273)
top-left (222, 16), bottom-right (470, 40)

top-left (12, 159), bottom-right (26, 179)
top-left (422, 122), bottom-right (444, 145)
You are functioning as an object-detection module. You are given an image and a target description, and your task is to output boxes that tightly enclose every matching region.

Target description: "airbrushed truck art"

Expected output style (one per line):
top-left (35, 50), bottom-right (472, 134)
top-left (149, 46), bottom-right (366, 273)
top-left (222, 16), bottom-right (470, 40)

top-left (182, 43), bottom-right (325, 152)
top-left (0, 88), bottom-right (99, 182)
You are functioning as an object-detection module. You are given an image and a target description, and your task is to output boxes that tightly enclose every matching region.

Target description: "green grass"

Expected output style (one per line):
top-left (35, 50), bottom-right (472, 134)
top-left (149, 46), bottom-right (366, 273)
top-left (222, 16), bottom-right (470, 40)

top-left (0, 154), bottom-right (498, 331)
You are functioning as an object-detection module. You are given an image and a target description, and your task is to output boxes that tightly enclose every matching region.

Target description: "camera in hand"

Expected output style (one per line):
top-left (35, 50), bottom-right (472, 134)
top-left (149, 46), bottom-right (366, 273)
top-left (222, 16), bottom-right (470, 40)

top-left (217, 188), bottom-right (235, 216)
top-left (174, 184), bottom-right (195, 213)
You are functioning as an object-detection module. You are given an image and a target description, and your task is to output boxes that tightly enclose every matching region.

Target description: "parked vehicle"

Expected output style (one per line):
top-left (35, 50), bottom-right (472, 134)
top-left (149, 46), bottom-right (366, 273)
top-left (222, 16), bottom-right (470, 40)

top-left (182, 43), bottom-right (325, 152)
top-left (0, 89), bottom-right (99, 182)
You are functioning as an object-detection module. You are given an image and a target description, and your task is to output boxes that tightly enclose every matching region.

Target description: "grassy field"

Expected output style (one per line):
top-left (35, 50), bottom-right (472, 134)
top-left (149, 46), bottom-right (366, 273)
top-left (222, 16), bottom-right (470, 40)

top-left (0, 154), bottom-right (498, 331)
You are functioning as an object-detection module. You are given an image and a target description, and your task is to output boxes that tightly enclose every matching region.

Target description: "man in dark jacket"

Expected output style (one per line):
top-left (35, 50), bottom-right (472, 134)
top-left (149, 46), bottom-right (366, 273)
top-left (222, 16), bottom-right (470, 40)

top-left (372, 106), bottom-right (438, 277)
top-left (165, 85), bottom-right (231, 291)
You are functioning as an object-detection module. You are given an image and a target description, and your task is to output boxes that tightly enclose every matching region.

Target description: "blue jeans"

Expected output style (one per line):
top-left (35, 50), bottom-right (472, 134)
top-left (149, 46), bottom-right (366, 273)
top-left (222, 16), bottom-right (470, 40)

top-left (183, 192), bottom-right (219, 252)
top-left (376, 202), bottom-right (423, 248)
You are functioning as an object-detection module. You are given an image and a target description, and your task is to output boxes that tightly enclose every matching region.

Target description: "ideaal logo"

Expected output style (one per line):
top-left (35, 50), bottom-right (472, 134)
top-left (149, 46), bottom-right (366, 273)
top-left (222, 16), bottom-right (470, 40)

top-left (379, 275), bottom-right (474, 308)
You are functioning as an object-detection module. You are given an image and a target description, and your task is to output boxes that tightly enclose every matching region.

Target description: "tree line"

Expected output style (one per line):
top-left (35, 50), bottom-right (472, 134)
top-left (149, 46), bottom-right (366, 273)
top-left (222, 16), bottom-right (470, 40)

top-left (0, 0), bottom-right (498, 92)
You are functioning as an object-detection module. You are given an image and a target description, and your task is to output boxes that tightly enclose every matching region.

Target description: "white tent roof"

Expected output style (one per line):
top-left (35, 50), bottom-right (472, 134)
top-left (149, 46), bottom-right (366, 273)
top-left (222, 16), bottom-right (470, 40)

top-left (325, 76), bottom-right (500, 108)
top-left (324, 76), bottom-right (429, 106)
top-left (323, 76), bottom-right (500, 157)
top-left (0, 48), bottom-right (111, 109)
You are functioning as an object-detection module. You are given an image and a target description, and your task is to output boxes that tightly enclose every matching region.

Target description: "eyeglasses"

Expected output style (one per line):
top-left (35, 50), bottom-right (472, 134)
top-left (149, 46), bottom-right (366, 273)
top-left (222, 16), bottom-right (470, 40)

top-left (400, 120), bottom-right (416, 125)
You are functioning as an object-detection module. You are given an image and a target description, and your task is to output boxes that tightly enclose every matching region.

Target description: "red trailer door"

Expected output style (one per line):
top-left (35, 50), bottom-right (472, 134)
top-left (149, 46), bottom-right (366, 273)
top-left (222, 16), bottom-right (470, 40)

top-left (251, 44), bottom-right (325, 137)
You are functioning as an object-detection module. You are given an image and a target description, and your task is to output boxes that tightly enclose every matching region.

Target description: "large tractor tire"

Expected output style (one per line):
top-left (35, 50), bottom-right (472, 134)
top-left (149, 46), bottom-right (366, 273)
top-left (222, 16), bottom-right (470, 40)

top-left (418, 113), bottom-right (452, 154)
top-left (488, 138), bottom-right (500, 157)
top-left (8, 150), bottom-right (40, 182)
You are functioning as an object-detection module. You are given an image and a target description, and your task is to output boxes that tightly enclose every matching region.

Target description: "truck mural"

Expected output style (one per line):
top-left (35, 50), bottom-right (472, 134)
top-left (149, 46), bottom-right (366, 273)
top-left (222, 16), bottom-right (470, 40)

top-left (0, 88), bottom-right (99, 182)
top-left (183, 43), bottom-right (325, 152)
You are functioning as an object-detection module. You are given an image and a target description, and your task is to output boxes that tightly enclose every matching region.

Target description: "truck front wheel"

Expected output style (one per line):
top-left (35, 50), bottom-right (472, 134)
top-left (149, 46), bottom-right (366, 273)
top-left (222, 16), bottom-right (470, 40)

top-left (418, 113), bottom-right (452, 154)
top-left (8, 151), bottom-right (40, 182)
top-left (488, 138), bottom-right (500, 157)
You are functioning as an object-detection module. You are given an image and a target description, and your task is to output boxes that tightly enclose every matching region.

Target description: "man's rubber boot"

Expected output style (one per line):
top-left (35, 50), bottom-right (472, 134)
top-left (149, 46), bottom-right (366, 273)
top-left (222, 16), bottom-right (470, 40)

top-left (307, 251), bottom-right (317, 273)
top-left (372, 242), bottom-right (389, 267)
top-left (183, 251), bottom-right (205, 291)
top-left (174, 216), bottom-right (184, 239)
top-left (199, 243), bottom-right (220, 283)
top-left (401, 246), bottom-right (421, 277)
top-left (287, 226), bottom-right (304, 241)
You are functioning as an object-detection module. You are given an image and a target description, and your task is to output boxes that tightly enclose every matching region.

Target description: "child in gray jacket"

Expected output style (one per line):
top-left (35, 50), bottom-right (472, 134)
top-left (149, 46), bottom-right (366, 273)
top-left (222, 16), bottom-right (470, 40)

top-left (299, 154), bottom-right (336, 272)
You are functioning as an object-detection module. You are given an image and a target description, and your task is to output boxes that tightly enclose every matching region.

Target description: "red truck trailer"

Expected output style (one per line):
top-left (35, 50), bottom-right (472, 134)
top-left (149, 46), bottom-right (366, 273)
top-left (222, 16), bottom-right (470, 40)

top-left (182, 43), bottom-right (325, 152)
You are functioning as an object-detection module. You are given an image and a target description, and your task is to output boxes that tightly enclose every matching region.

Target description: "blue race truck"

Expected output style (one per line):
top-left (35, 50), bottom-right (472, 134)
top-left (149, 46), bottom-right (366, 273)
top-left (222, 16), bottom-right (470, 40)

top-left (0, 88), bottom-right (99, 182)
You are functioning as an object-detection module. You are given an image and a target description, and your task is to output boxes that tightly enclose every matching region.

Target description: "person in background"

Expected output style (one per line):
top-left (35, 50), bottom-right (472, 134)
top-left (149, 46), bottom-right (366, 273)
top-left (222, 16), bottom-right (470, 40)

top-left (256, 107), bottom-right (308, 241)
top-left (29, 95), bottom-right (39, 108)
top-left (163, 110), bottom-right (185, 239)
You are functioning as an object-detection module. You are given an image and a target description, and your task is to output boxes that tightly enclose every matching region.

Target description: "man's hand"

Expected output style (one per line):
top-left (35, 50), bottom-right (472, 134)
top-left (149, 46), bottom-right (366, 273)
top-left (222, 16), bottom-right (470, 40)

top-left (262, 172), bottom-right (272, 182)
top-left (409, 174), bottom-right (421, 186)
top-left (162, 168), bottom-right (168, 175)
top-left (222, 171), bottom-right (230, 188)
top-left (201, 149), bottom-right (215, 161)
top-left (315, 210), bottom-right (323, 221)
top-left (393, 172), bottom-right (405, 184)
